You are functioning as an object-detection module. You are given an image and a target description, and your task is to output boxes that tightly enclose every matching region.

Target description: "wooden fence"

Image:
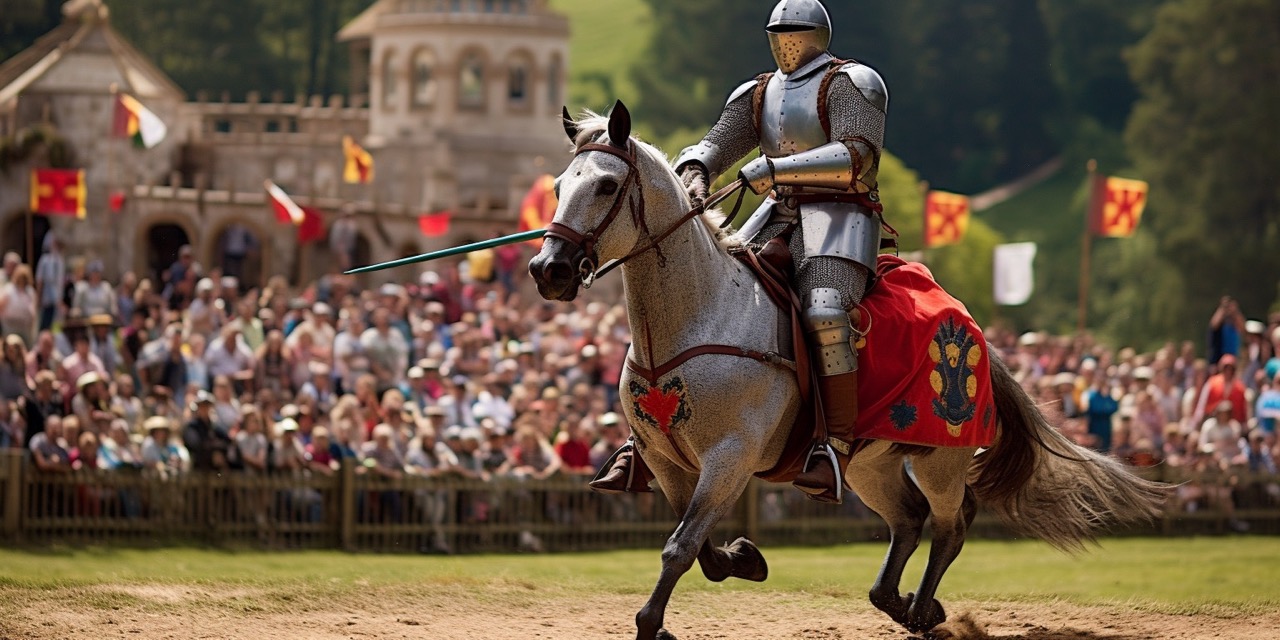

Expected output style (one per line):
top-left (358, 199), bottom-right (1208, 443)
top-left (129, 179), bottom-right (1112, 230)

top-left (2, 450), bottom-right (1278, 552)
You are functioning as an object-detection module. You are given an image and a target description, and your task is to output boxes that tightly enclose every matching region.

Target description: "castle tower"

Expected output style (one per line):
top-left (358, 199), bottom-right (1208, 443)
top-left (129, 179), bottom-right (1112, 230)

top-left (338, 0), bottom-right (570, 227)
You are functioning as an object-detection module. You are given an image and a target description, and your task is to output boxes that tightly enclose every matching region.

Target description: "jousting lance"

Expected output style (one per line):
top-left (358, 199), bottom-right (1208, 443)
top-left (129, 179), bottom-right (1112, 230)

top-left (345, 179), bottom-right (745, 276)
top-left (344, 229), bottom-right (547, 275)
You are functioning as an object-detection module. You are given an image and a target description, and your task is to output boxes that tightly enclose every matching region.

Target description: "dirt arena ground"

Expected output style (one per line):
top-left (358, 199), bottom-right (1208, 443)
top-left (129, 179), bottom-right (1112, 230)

top-left (2, 586), bottom-right (1275, 640)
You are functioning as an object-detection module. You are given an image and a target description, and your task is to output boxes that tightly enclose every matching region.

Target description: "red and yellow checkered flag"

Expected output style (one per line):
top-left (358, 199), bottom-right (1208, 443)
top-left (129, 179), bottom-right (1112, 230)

top-left (1090, 176), bottom-right (1148, 238)
top-left (924, 190), bottom-right (970, 248)
top-left (29, 169), bottom-right (86, 219)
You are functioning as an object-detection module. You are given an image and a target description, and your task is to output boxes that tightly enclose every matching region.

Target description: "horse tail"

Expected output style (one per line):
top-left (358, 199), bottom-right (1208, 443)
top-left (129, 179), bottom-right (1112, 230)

top-left (969, 347), bottom-right (1171, 553)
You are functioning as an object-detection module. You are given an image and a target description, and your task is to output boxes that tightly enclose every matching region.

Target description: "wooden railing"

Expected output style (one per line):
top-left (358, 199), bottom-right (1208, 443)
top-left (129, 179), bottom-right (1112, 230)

top-left (1, 451), bottom-right (1277, 552)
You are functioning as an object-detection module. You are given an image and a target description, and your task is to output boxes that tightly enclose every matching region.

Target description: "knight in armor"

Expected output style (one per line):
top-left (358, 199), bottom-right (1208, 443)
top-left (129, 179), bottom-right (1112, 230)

top-left (591, 0), bottom-right (886, 504)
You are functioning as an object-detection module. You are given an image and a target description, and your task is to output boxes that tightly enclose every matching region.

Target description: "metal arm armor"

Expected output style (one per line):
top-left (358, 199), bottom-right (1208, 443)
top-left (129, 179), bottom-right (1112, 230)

top-left (673, 79), bottom-right (760, 181)
top-left (744, 142), bottom-right (855, 194)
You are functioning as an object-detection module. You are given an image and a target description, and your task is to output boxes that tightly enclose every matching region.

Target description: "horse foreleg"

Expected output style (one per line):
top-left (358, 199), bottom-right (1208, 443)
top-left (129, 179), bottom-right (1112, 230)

top-left (635, 467), bottom-right (752, 640)
top-left (903, 450), bottom-right (978, 634)
top-left (847, 447), bottom-right (928, 626)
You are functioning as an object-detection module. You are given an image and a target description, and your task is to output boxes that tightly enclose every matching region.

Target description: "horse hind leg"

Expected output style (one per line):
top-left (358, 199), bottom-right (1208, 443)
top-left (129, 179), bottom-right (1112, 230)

top-left (902, 448), bottom-right (978, 634)
top-left (846, 445), bottom-right (929, 627)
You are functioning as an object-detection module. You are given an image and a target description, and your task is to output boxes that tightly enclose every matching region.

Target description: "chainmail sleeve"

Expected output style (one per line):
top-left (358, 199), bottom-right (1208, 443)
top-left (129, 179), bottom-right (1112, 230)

top-left (827, 74), bottom-right (885, 150)
top-left (826, 73), bottom-right (885, 180)
top-left (676, 88), bottom-right (761, 181)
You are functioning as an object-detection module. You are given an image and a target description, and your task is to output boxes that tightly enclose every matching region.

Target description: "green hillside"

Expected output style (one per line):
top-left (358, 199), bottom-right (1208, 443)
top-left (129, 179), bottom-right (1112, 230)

top-left (550, 0), bottom-right (653, 111)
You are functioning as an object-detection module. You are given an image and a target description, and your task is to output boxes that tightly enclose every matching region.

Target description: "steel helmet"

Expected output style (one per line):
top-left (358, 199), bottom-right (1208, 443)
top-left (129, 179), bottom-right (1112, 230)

top-left (766, 0), bottom-right (832, 74)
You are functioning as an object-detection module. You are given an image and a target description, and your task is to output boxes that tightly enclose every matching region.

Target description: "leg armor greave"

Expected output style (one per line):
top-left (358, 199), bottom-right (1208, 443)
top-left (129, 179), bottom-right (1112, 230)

top-left (803, 287), bottom-right (857, 376)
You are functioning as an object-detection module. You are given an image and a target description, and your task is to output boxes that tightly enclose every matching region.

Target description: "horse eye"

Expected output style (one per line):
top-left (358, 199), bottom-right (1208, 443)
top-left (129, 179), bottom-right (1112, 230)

top-left (597, 180), bottom-right (618, 196)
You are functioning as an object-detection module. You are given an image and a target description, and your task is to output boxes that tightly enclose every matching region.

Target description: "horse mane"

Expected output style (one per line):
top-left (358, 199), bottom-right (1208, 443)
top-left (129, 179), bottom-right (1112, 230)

top-left (570, 111), bottom-right (742, 251)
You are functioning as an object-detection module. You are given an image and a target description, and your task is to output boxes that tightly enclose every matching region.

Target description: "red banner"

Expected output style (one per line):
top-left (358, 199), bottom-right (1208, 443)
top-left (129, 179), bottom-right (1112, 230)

top-left (923, 190), bottom-right (970, 248)
top-left (418, 211), bottom-right (451, 238)
top-left (1089, 176), bottom-right (1148, 238)
top-left (29, 169), bottom-right (86, 218)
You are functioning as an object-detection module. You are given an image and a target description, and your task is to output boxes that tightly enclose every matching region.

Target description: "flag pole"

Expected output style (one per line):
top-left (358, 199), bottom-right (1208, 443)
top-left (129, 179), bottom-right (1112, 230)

top-left (1077, 159), bottom-right (1097, 334)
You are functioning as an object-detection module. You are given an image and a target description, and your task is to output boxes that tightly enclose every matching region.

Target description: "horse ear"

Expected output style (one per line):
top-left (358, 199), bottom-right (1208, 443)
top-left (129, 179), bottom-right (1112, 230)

top-left (607, 100), bottom-right (631, 149)
top-left (562, 106), bottom-right (578, 143)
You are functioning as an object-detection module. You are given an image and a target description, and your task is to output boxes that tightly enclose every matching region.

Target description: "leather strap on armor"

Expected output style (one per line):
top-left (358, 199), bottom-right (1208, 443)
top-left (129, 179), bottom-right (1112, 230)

top-left (752, 72), bottom-right (773, 138)
top-left (817, 58), bottom-right (853, 139)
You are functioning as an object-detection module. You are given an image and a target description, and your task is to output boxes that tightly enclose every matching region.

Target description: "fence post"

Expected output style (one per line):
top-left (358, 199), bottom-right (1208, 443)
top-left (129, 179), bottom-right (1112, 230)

top-left (2, 451), bottom-right (22, 541)
top-left (744, 478), bottom-right (760, 542)
top-left (339, 459), bottom-right (355, 551)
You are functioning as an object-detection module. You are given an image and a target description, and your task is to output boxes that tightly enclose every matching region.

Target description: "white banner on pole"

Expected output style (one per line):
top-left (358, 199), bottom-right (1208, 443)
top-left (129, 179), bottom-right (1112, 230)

top-left (993, 242), bottom-right (1037, 306)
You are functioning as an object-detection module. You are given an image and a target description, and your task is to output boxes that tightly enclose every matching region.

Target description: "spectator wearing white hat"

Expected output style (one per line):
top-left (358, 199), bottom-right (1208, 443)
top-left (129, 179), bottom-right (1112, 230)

top-left (185, 277), bottom-right (224, 337)
top-left (286, 302), bottom-right (336, 351)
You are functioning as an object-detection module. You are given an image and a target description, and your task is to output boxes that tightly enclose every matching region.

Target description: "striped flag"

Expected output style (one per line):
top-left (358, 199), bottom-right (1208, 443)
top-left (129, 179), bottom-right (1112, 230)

top-left (518, 175), bottom-right (557, 247)
top-left (1089, 176), bottom-right (1148, 238)
top-left (923, 190), bottom-right (971, 248)
top-left (264, 180), bottom-right (305, 225)
top-left (342, 135), bottom-right (375, 184)
top-left (112, 93), bottom-right (167, 149)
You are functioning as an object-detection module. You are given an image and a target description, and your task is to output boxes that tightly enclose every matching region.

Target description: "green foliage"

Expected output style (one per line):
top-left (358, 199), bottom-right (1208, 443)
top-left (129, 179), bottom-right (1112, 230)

top-left (0, 0), bottom-right (61, 61)
top-left (550, 0), bottom-right (652, 113)
top-left (106, 0), bottom-right (372, 100)
top-left (0, 125), bottom-right (71, 173)
top-left (1125, 0), bottom-right (1280, 330)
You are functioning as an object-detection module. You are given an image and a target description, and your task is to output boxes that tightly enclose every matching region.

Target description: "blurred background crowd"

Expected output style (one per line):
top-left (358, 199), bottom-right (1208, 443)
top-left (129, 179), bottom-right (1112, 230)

top-left (1, 237), bottom-right (1278, 527)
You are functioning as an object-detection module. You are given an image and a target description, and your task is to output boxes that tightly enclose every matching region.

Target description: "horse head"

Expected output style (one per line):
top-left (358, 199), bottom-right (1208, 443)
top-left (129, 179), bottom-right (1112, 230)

top-left (530, 101), bottom-right (682, 302)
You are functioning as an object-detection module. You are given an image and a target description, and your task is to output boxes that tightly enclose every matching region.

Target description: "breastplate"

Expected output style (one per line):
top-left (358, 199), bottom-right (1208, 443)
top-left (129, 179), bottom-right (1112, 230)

top-left (759, 71), bottom-right (829, 158)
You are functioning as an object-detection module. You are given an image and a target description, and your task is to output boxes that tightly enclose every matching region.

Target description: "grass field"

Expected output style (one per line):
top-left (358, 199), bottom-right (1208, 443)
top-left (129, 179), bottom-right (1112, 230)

top-left (550, 0), bottom-right (652, 106)
top-left (2, 537), bottom-right (1276, 612)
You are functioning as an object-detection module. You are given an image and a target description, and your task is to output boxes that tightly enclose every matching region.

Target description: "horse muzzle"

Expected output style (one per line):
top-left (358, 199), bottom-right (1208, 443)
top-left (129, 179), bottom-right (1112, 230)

top-left (529, 237), bottom-right (586, 302)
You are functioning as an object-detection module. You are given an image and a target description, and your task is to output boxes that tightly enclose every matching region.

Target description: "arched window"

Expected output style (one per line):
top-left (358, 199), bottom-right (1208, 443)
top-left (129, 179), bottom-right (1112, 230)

top-left (459, 52), bottom-right (486, 109)
top-left (381, 49), bottom-right (399, 110)
top-left (508, 60), bottom-right (529, 104)
top-left (547, 54), bottom-right (563, 107)
top-left (412, 49), bottom-right (437, 108)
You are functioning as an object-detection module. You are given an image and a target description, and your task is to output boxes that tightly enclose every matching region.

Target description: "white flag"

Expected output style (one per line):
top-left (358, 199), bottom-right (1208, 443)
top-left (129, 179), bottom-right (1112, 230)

top-left (993, 242), bottom-right (1037, 306)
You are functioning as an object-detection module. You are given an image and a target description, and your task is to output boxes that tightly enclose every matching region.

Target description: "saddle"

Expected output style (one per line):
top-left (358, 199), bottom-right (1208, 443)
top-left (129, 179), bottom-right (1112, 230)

top-left (732, 235), bottom-right (826, 484)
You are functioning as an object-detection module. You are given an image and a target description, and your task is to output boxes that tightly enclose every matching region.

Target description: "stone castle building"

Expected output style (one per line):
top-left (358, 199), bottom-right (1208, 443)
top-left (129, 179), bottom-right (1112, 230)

top-left (0, 0), bottom-right (570, 286)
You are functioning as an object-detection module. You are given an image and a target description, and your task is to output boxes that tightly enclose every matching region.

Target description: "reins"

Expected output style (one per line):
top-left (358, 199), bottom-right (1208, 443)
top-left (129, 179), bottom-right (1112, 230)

top-left (543, 138), bottom-right (746, 288)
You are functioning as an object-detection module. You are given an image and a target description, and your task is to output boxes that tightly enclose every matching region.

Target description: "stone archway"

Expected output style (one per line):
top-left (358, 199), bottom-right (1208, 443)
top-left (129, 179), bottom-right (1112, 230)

top-left (0, 212), bottom-right (50, 264)
top-left (207, 218), bottom-right (269, 290)
top-left (141, 223), bottom-right (191, 285)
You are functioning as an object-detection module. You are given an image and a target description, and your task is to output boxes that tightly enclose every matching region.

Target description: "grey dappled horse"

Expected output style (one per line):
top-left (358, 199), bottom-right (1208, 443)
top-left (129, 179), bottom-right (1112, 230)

top-left (529, 104), bottom-right (1169, 640)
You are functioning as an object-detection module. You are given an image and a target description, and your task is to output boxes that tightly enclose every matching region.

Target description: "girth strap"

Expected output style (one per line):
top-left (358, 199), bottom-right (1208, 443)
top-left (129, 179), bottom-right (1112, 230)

top-left (626, 344), bottom-right (792, 387)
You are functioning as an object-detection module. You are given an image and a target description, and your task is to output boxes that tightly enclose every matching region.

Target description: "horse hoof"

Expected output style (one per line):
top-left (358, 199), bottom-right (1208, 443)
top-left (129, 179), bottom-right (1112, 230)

top-left (905, 597), bottom-right (946, 634)
top-left (871, 590), bottom-right (913, 626)
top-left (726, 537), bottom-right (769, 582)
top-left (656, 628), bottom-right (678, 640)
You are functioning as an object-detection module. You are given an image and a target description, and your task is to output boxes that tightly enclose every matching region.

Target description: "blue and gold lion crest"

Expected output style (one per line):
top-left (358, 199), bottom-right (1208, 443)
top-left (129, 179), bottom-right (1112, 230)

top-left (927, 318), bottom-right (982, 436)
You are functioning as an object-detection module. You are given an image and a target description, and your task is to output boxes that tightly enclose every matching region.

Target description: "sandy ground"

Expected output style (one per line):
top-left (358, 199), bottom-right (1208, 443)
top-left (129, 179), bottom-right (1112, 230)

top-left (1, 586), bottom-right (1276, 640)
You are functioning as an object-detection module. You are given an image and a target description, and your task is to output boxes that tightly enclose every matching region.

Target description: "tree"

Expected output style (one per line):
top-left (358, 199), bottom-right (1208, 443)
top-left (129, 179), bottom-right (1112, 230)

top-left (0, 0), bottom-right (61, 62)
top-left (1125, 0), bottom-right (1280, 329)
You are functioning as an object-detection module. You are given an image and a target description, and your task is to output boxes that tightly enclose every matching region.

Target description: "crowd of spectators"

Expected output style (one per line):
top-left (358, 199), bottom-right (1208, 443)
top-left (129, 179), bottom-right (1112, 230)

top-left (2, 235), bottom-right (1279, 532)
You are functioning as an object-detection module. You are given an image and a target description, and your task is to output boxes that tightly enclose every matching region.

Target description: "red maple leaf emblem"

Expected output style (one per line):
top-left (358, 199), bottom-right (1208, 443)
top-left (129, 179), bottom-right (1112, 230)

top-left (636, 386), bottom-right (682, 434)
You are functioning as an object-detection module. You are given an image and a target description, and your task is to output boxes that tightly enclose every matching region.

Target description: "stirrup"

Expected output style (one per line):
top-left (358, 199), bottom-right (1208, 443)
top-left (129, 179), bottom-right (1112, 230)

top-left (800, 442), bottom-right (844, 505)
top-left (589, 441), bottom-right (636, 494)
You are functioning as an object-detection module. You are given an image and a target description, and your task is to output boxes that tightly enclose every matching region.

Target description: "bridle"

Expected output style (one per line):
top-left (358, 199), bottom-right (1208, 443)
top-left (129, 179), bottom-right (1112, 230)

top-left (543, 137), bottom-right (744, 289)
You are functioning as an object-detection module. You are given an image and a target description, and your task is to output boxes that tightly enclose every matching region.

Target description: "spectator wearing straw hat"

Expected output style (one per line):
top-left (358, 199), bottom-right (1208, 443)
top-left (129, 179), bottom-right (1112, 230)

top-left (141, 416), bottom-right (188, 476)
top-left (87, 314), bottom-right (121, 375)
